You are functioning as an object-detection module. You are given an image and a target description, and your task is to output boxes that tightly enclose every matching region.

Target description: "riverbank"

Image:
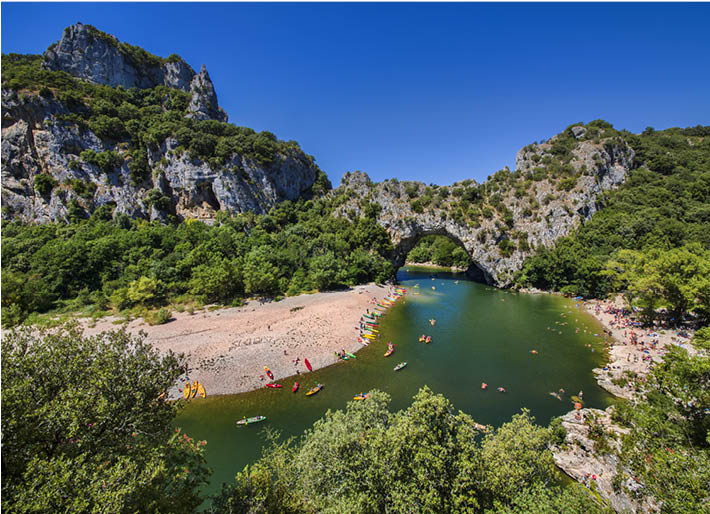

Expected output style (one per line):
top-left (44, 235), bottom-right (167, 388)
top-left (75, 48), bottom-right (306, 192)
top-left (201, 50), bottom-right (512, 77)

top-left (583, 295), bottom-right (696, 399)
top-left (82, 283), bottom-right (400, 398)
top-left (403, 261), bottom-right (467, 272)
top-left (550, 295), bottom-right (698, 512)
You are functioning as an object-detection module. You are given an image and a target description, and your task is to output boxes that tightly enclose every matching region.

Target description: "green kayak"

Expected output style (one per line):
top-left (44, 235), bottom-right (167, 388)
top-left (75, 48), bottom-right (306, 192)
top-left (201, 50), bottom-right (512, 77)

top-left (237, 415), bottom-right (266, 426)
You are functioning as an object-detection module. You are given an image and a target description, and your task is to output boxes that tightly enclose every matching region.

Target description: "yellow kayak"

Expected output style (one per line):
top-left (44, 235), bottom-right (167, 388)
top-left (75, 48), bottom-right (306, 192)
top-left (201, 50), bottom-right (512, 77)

top-left (197, 382), bottom-right (206, 398)
top-left (191, 381), bottom-right (199, 398)
top-left (184, 381), bottom-right (191, 399)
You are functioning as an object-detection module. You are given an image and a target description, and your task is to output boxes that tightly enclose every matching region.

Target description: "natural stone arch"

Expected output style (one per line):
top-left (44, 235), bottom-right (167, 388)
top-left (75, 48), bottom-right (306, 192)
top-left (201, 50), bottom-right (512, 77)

top-left (391, 228), bottom-right (493, 284)
top-left (334, 128), bottom-right (635, 288)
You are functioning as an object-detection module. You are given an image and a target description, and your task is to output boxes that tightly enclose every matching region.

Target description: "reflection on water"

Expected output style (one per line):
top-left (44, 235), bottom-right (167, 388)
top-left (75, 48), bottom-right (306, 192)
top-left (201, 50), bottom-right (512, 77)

top-left (176, 267), bottom-right (612, 497)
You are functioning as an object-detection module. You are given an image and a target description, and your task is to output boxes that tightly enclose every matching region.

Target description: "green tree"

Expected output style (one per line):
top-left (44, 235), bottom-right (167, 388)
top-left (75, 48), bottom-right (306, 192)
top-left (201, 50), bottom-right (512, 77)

top-left (2, 325), bottom-right (209, 513)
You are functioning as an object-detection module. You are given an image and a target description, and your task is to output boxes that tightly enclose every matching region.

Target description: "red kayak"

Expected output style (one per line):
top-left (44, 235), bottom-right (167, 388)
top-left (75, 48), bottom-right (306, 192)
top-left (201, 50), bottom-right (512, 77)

top-left (264, 366), bottom-right (274, 380)
top-left (265, 383), bottom-right (282, 389)
top-left (292, 382), bottom-right (300, 393)
top-left (304, 358), bottom-right (312, 372)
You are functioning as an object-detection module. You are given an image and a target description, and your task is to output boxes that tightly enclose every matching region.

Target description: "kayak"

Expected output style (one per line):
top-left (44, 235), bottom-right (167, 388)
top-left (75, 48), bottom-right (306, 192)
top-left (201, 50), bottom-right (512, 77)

top-left (264, 366), bottom-right (274, 380)
top-left (481, 382), bottom-right (488, 390)
top-left (384, 344), bottom-right (395, 357)
top-left (306, 383), bottom-right (323, 396)
top-left (304, 358), bottom-right (312, 372)
top-left (183, 381), bottom-right (191, 399)
top-left (394, 362), bottom-right (407, 371)
top-left (346, 352), bottom-right (357, 359)
top-left (197, 382), bottom-right (206, 398)
top-left (357, 337), bottom-right (369, 346)
top-left (353, 393), bottom-right (369, 400)
top-left (266, 383), bottom-right (283, 389)
top-left (292, 382), bottom-right (300, 393)
top-left (237, 415), bottom-right (266, 426)
top-left (191, 381), bottom-right (199, 398)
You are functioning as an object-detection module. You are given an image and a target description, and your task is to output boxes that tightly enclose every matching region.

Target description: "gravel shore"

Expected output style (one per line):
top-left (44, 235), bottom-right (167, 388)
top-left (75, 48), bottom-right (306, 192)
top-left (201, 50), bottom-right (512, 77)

top-left (83, 283), bottom-right (399, 398)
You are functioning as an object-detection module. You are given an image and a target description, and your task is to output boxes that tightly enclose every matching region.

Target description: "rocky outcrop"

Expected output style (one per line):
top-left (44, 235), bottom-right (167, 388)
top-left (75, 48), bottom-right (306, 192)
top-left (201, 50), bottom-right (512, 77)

top-left (1, 89), bottom-right (318, 223)
top-left (43, 23), bottom-right (195, 91)
top-left (43, 23), bottom-right (226, 123)
top-left (332, 130), bottom-right (635, 286)
top-left (552, 408), bottom-right (658, 513)
top-left (187, 65), bottom-right (227, 122)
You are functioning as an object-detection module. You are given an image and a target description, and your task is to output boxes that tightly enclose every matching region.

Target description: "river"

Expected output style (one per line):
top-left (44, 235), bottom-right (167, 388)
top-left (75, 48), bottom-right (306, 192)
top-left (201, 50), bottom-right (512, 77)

top-left (176, 266), bottom-right (612, 497)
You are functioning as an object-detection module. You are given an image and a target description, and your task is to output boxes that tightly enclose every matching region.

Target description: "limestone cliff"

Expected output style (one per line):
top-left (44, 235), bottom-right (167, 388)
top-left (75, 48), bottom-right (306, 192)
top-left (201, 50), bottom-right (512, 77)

top-left (331, 126), bottom-right (635, 286)
top-left (2, 25), bottom-right (320, 223)
top-left (43, 23), bottom-right (227, 122)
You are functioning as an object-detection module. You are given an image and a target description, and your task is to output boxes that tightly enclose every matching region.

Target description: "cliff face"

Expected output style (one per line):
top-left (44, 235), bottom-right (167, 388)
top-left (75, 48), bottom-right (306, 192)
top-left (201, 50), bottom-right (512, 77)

top-left (43, 23), bottom-right (227, 122)
top-left (1, 25), bottom-right (319, 223)
top-left (332, 127), bottom-right (635, 286)
top-left (1, 91), bottom-right (318, 223)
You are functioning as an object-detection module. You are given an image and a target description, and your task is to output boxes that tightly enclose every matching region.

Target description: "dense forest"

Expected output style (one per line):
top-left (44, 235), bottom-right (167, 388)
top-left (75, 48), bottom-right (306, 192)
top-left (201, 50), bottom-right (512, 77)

top-left (3, 326), bottom-right (708, 513)
top-left (1, 199), bottom-right (395, 327)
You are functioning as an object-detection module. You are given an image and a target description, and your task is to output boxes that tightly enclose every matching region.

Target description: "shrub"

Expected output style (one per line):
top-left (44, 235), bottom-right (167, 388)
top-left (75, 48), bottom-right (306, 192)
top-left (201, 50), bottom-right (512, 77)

top-left (33, 174), bottom-right (57, 196)
top-left (145, 307), bottom-right (172, 325)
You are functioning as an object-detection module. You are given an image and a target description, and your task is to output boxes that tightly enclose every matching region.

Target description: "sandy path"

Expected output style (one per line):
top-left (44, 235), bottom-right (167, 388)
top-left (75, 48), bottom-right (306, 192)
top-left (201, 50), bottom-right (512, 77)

top-left (83, 283), bottom-right (399, 398)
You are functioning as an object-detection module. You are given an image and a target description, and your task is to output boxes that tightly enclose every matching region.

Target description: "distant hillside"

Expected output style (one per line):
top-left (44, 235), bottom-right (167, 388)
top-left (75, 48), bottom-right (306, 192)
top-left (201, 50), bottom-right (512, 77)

top-left (2, 23), bottom-right (330, 224)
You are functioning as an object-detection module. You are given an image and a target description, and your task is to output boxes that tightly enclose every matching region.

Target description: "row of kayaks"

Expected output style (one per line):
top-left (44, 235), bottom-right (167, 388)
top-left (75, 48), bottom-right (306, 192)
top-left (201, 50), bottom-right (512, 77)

top-left (265, 381), bottom-right (323, 396)
top-left (183, 380), bottom-right (206, 399)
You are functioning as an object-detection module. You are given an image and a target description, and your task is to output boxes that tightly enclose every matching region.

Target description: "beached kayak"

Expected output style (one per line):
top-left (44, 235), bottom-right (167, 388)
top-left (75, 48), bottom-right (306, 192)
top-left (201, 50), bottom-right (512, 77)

top-left (183, 381), bottom-right (191, 399)
top-left (263, 366), bottom-right (274, 380)
top-left (306, 383), bottom-right (323, 396)
top-left (265, 383), bottom-right (283, 389)
top-left (191, 381), bottom-right (199, 398)
top-left (236, 415), bottom-right (266, 426)
top-left (197, 382), bottom-right (206, 398)
top-left (346, 352), bottom-right (357, 359)
top-left (304, 358), bottom-right (312, 372)
top-left (292, 382), bottom-right (299, 393)
top-left (394, 362), bottom-right (407, 371)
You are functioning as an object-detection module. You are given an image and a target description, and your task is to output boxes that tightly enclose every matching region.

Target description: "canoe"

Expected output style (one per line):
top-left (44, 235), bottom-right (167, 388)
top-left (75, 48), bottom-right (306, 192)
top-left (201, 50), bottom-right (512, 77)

top-left (263, 366), bottom-right (274, 380)
top-left (384, 344), bottom-right (395, 357)
top-left (292, 382), bottom-right (299, 393)
top-left (197, 382), bottom-right (206, 398)
top-left (237, 415), bottom-right (266, 426)
top-left (304, 358), bottom-right (312, 372)
top-left (353, 393), bottom-right (369, 400)
top-left (191, 381), bottom-right (198, 398)
top-left (265, 383), bottom-right (283, 389)
top-left (184, 381), bottom-right (191, 399)
top-left (306, 383), bottom-right (323, 396)
top-left (394, 362), bottom-right (407, 371)
top-left (346, 352), bottom-right (357, 359)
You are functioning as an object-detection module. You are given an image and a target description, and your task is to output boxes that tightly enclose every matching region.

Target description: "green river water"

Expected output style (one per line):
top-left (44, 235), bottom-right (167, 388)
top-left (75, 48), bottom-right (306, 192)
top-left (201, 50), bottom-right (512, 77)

top-left (176, 267), bottom-right (613, 497)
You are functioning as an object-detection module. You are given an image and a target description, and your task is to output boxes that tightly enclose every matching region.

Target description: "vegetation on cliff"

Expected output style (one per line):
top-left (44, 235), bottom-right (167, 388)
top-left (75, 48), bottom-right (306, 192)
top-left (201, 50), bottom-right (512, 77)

top-left (2, 52), bottom-right (327, 191)
top-left (517, 126), bottom-right (710, 317)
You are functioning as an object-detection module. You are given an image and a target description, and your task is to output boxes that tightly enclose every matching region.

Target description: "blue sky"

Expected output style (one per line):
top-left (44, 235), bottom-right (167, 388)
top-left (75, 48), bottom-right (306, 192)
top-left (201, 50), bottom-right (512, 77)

top-left (3, 3), bottom-right (709, 185)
